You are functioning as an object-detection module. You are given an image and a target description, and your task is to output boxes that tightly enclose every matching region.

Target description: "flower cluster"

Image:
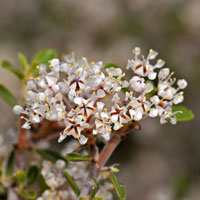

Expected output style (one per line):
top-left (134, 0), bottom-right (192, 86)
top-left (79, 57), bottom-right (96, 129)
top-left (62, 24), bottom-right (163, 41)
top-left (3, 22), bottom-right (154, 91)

top-left (37, 142), bottom-right (113, 200)
top-left (13, 47), bottom-right (187, 144)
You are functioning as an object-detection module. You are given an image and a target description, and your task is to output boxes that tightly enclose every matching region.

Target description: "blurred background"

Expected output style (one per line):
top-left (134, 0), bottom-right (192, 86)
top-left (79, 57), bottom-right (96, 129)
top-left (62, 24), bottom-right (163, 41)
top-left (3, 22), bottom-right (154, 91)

top-left (0, 0), bottom-right (199, 199)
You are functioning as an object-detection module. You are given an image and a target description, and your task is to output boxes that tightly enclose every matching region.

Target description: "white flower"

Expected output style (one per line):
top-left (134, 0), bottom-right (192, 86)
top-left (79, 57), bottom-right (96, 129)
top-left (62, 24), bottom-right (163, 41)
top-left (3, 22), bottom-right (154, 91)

top-left (177, 79), bottom-right (187, 89)
top-left (110, 104), bottom-right (129, 130)
top-left (127, 47), bottom-right (165, 80)
top-left (41, 160), bottom-right (66, 189)
top-left (129, 76), bottom-right (145, 93)
top-left (149, 108), bottom-right (158, 117)
top-left (150, 95), bottom-right (160, 104)
top-left (147, 49), bottom-right (158, 60)
top-left (93, 111), bottom-right (112, 140)
top-left (74, 97), bottom-right (95, 117)
top-left (158, 68), bottom-right (170, 80)
top-left (13, 105), bottom-right (24, 115)
top-left (14, 47), bottom-right (188, 144)
top-left (58, 115), bottom-right (88, 144)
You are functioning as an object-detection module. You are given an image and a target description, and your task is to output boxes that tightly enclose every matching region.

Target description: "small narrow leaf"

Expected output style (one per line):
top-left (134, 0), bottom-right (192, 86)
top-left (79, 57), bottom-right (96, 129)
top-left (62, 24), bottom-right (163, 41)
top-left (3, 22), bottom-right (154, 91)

top-left (36, 149), bottom-right (68, 164)
top-left (20, 189), bottom-right (37, 200)
top-left (30, 49), bottom-right (57, 77)
top-left (1, 60), bottom-right (24, 80)
top-left (0, 84), bottom-right (17, 106)
top-left (64, 171), bottom-right (80, 196)
top-left (172, 176), bottom-right (190, 198)
top-left (92, 197), bottom-right (103, 200)
top-left (0, 157), bottom-right (3, 176)
top-left (27, 165), bottom-right (40, 186)
top-left (13, 170), bottom-right (26, 183)
top-left (105, 62), bottom-right (120, 69)
top-left (38, 175), bottom-right (50, 195)
top-left (110, 173), bottom-right (126, 200)
top-left (119, 185), bottom-right (126, 200)
top-left (91, 177), bottom-right (100, 198)
top-left (31, 49), bottom-right (57, 66)
top-left (172, 105), bottom-right (194, 122)
top-left (66, 153), bottom-right (91, 162)
top-left (18, 52), bottom-right (29, 71)
top-left (6, 150), bottom-right (15, 176)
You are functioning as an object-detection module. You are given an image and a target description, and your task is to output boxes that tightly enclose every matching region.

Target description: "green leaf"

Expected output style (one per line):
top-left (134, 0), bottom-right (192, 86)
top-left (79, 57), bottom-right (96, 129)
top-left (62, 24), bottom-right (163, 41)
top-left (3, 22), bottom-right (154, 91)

top-left (64, 171), bottom-right (80, 196)
top-left (0, 185), bottom-right (6, 195)
top-left (93, 197), bottom-right (103, 200)
top-left (104, 62), bottom-right (120, 69)
top-left (31, 49), bottom-right (57, 66)
top-left (121, 87), bottom-right (130, 93)
top-left (172, 175), bottom-right (190, 198)
top-left (6, 150), bottom-right (15, 176)
top-left (172, 105), bottom-right (194, 122)
top-left (0, 84), bottom-right (17, 106)
top-left (13, 170), bottom-right (26, 183)
top-left (27, 165), bottom-right (40, 186)
top-left (119, 185), bottom-right (126, 200)
top-left (30, 49), bottom-right (57, 77)
top-left (18, 52), bottom-right (29, 71)
top-left (38, 175), bottom-right (50, 195)
top-left (0, 157), bottom-right (3, 176)
top-left (110, 173), bottom-right (126, 200)
top-left (1, 60), bottom-right (24, 80)
top-left (91, 177), bottom-right (99, 198)
top-left (36, 149), bottom-right (68, 164)
top-left (20, 189), bottom-right (37, 200)
top-left (110, 167), bottom-right (120, 173)
top-left (66, 153), bottom-right (91, 162)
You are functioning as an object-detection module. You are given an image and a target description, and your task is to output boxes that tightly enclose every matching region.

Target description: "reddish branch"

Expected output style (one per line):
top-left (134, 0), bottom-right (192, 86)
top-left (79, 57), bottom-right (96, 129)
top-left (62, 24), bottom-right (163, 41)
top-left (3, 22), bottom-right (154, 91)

top-left (18, 118), bottom-right (27, 150)
top-left (81, 121), bottom-right (141, 196)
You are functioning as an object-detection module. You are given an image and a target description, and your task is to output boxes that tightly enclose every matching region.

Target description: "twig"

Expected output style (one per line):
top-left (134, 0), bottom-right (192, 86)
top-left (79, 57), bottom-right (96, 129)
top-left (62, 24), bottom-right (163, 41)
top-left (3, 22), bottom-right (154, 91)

top-left (44, 131), bottom-right (60, 141)
top-left (80, 121), bottom-right (141, 196)
top-left (18, 118), bottom-right (27, 150)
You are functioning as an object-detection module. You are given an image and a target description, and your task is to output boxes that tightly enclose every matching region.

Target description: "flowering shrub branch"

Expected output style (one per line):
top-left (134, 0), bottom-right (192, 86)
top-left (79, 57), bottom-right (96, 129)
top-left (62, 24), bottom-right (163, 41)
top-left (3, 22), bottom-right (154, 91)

top-left (0, 47), bottom-right (194, 200)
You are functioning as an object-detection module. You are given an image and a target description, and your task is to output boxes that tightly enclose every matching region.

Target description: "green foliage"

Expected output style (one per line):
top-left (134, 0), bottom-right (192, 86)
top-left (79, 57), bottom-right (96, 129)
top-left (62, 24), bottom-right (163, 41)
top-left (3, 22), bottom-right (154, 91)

top-left (27, 165), bottom-right (40, 186)
top-left (31, 49), bottom-right (57, 67)
top-left (104, 62), bottom-right (120, 69)
top-left (172, 105), bottom-right (194, 122)
top-left (80, 197), bottom-right (103, 200)
top-left (110, 173), bottom-right (126, 200)
top-left (91, 177), bottom-right (99, 199)
top-left (18, 52), bottom-right (29, 71)
top-left (38, 175), bottom-right (50, 195)
top-left (36, 148), bottom-right (68, 164)
top-left (172, 176), bottom-right (190, 198)
top-left (0, 158), bottom-right (3, 176)
top-left (0, 84), bottom-right (17, 106)
top-left (121, 87), bottom-right (130, 94)
top-left (30, 49), bottom-right (57, 77)
top-left (1, 60), bottom-right (24, 80)
top-left (110, 167), bottom-right (120, 173)
top-left (13, 170), bottom-right (26, 184)
top-left (64, 171), bottom-right (80, 196)
top-left (6, 150), bottom-right (15, 176)
top-left (20, 189), bottom-right (37, 200)
top-left (66, 153), bottom-right (92, 162)
top-left (93, 197), bottom-right (103, 200)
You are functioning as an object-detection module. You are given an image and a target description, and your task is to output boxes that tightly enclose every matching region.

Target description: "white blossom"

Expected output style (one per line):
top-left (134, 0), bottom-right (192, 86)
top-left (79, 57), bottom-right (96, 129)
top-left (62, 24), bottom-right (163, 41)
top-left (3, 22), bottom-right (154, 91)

top-left (13, 47), bottom-right (188, 144)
